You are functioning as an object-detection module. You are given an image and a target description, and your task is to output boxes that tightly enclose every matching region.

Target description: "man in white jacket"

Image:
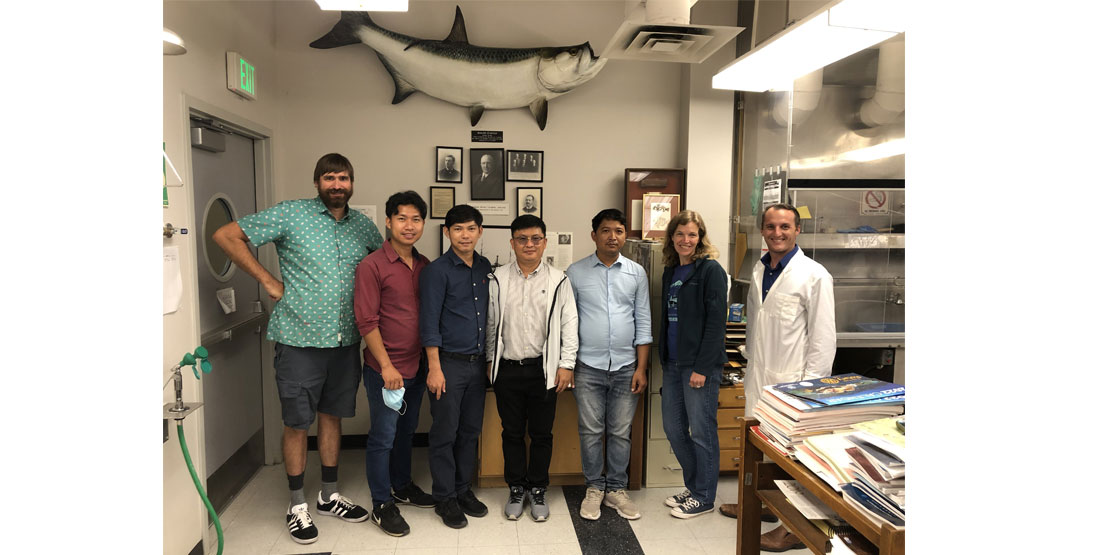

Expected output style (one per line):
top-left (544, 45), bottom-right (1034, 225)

top-left (486, 214), bottom-right (578, 523)
top-left (726, 202), bottom-right (836, 551)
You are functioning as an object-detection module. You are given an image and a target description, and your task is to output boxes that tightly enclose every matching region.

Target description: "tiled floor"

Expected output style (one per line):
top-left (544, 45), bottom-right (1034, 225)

top-left (206, 447), bottom-right (811, 555)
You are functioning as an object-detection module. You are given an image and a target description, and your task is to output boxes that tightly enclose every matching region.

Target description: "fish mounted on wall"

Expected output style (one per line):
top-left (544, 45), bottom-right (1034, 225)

top-left (310, 6), bottom-right (608, 130)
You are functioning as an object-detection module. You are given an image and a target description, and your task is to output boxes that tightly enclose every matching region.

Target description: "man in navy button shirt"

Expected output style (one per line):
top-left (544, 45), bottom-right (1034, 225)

top-left (725, 203), bottom-right (835, 552)
top-left (418, 204), bottom-right (493, 529)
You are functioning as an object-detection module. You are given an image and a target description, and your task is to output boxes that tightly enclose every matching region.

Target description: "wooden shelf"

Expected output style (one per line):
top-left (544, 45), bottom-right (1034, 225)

top-left (758, 490), bottom-right (830, 554)
top-left (736, 418), bottom-right (904, 555)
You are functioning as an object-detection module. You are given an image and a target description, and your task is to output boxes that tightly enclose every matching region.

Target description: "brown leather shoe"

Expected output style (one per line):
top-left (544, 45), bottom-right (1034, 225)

top-left (717, 503), bottom-right (779, 522)
top-left (760, 527), bottom-right (806, 552)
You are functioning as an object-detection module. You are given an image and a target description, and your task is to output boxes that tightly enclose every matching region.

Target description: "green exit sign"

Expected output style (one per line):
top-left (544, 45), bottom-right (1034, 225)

top-left (226, 52), bottom-right (257, 100)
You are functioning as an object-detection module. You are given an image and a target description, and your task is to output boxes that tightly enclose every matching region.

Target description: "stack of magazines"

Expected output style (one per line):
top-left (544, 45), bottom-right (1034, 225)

top-left (752, 373), bottom-right (905, 456)
top-left (840, 417), bottom-right (905, 528)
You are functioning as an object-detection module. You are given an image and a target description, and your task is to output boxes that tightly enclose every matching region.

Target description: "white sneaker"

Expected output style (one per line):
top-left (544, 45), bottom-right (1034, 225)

top-left (579, 487), bottom-right (604, 520)
top-left (604, 489), bottom-right (641, 520)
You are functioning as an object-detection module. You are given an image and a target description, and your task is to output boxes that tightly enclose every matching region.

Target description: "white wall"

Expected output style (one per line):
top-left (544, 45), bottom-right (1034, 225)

top-left (272, 0), bottom-right (683, 263)
top-left (681, 0), bottom-right (738, 276)
top-left (163, 2), bottom-right (280, 554)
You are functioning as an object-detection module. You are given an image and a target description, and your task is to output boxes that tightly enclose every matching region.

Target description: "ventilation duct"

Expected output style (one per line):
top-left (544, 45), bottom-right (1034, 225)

top-left (771, 68), bottom-right (823, 128)
top-left (859, 38), bottom-right (904, 127)
top-left (602, 0), bottom-right (744, 63)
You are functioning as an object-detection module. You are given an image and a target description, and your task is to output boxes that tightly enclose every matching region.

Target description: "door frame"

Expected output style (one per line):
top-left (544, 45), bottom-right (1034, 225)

top-left (180, 95), bottom-right (283, 472)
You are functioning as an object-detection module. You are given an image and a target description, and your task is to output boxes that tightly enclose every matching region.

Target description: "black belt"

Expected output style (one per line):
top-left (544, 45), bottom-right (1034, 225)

top-left (502, 356), bottom-right (542, 367)
top-left (439, 350), bottom-right (482, 362)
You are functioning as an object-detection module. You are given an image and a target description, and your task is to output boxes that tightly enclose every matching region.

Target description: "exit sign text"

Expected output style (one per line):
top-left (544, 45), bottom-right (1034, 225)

top-left (226, 52), bottom-right (257, 100)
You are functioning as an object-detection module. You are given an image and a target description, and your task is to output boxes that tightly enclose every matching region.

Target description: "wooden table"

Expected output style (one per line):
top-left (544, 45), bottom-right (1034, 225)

top-left (736, 418), bottom-right (905, 555)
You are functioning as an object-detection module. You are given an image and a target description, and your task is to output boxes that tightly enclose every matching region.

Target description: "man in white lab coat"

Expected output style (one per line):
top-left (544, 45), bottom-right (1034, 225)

top-left (722, 203), bottom-right (836, 552)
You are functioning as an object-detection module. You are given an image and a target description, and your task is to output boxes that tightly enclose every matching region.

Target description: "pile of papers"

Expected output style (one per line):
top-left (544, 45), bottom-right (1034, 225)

top-left (751, 374), bottom-right (906, 528)
top-left (752, 373), bottom-right (905, 456)
top-left (840, 417), bottom-right (905, 528)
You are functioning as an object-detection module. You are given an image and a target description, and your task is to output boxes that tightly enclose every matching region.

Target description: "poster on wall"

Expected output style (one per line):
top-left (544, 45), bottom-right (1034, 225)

top-left (642, 193), bottom-right (680, 240)
top-left (545, 232), bottom-right (573, 270)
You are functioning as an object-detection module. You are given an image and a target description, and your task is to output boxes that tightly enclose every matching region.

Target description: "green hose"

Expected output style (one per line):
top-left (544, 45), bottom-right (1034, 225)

top-left (177, 422), bottom-right (224, 555)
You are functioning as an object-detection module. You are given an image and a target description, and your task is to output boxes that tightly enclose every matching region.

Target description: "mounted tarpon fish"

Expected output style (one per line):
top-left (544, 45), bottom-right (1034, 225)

top-left (309, 6), bottom-right (608, 130)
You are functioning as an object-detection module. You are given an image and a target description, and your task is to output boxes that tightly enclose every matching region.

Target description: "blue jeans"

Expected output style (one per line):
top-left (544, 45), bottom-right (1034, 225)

top-left (364, 359), bottom-right (427, 506)
top-left (574, 361), bottom-right (639, 491)
top-left (661, 360), bottom-right (720, 506)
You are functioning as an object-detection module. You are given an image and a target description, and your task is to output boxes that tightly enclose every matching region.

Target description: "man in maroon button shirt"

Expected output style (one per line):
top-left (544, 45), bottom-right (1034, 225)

top-left (353, 191), bottom-right (435, 537)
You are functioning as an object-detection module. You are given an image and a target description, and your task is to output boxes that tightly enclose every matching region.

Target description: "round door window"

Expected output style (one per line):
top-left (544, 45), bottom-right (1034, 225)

top-left (203, 196), bottom-right (235, 279)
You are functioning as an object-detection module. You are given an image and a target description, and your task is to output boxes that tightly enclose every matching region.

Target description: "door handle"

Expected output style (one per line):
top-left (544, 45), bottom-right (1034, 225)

top-left (201, 312), bottom-right (268, 347)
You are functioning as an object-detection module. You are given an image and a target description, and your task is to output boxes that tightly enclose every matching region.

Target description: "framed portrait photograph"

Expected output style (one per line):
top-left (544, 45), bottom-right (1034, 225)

top-left (470, 148), bottom-right (505, 200)
top-left (435, 146), bottom-right (462, 183)
top-left (515, 186), bottom-right (543, 219)
top-left (625, 168), bottom-right (686, 238)
top-left (642, 193), bottom-right (681, 240)
top-left (439, 224), bottom-right (515, 270)
top-left (506, 150), bottom-right (544, 182)
top-left (429, 186), bottom-right (455, 220)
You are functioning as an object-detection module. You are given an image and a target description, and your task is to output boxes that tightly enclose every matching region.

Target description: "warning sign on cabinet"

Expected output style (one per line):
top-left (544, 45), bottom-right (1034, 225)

top-left (860, 190), bottom-right (889, 215)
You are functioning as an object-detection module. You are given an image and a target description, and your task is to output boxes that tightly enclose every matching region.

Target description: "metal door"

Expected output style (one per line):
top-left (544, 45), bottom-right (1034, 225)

top-left (191, 121), bottom-right (266, 513)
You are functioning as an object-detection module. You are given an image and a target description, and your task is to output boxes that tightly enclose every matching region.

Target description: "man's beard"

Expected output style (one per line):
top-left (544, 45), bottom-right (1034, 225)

top-left (319, 187), bottom-right (352, 209)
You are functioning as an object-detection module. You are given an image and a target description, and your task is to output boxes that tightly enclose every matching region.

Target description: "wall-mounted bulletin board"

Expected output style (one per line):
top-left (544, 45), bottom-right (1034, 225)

top-left (624, 168), bottom-right (687, 239)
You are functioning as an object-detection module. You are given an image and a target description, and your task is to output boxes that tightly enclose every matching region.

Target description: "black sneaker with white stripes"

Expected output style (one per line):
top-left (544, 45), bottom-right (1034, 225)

top-left (286, 502), bottom-right (318, 544)
top-left (316, 491), bottom-right (369, 522)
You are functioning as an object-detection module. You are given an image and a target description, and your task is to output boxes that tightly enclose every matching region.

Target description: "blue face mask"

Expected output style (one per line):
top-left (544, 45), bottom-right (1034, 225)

top-left (383, 387), bottom-right (406, 414)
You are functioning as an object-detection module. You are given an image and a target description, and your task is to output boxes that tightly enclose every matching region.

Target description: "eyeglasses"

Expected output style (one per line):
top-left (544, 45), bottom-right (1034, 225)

top-left (513, 235), bottom-right (545, 245)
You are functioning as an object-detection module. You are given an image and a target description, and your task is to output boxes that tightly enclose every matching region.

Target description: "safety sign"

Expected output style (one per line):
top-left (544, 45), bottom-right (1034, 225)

top-left (860, 190), bottom-right (890, 215)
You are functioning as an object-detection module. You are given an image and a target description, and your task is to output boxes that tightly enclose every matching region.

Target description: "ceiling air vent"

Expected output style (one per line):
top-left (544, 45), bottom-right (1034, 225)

top-left (603, 21), bottom-right (743, 63)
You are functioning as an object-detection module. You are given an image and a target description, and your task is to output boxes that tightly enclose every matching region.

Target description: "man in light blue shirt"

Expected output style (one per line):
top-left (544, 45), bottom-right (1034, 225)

top-left (565, 208), bottom-right (652, 521)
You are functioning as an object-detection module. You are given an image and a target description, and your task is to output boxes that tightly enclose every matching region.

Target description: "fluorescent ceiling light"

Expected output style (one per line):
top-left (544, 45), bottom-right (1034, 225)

top-left (712, 0), bottom-right (903, 92)
top-left (315, 0), bottom-right (408, 11)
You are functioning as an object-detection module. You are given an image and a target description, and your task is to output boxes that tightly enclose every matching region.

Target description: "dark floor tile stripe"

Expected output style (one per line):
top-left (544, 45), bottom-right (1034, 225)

top-left (562, 485), bottom-right (645, 555)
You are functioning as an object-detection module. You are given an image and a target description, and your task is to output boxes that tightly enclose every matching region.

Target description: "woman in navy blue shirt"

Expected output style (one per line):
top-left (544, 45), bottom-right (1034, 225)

top-left (658, 210), bottom-right (728, 519)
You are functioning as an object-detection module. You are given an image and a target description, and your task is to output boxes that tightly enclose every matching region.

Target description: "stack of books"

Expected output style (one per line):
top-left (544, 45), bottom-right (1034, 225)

top-left (750, 373), bottom-right (907, 529)
top-left (752, 373), bottom-right (905, 456)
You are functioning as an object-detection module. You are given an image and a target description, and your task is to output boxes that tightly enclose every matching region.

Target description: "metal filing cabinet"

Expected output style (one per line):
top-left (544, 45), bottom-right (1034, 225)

top-left (623, 239), bottom-right (688, 488)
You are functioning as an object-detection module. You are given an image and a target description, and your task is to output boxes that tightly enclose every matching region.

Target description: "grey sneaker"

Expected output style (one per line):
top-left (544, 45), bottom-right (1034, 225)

top-left (504, 485), bottom-right (526, 520)
top-left (528, 486), bottom-right (550, 521)
top-left (604, 489), bottom-right (641, 520)
top-left (579, 487), bottom-right (603, 520)
top-left (664, 489), bottom-right (692, 508)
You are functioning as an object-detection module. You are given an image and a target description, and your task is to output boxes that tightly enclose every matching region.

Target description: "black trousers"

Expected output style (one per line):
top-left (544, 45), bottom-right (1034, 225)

top-left (494, 359), bottom-right (558, 488)
top-left (428, 355), bottom-right (487, 500)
